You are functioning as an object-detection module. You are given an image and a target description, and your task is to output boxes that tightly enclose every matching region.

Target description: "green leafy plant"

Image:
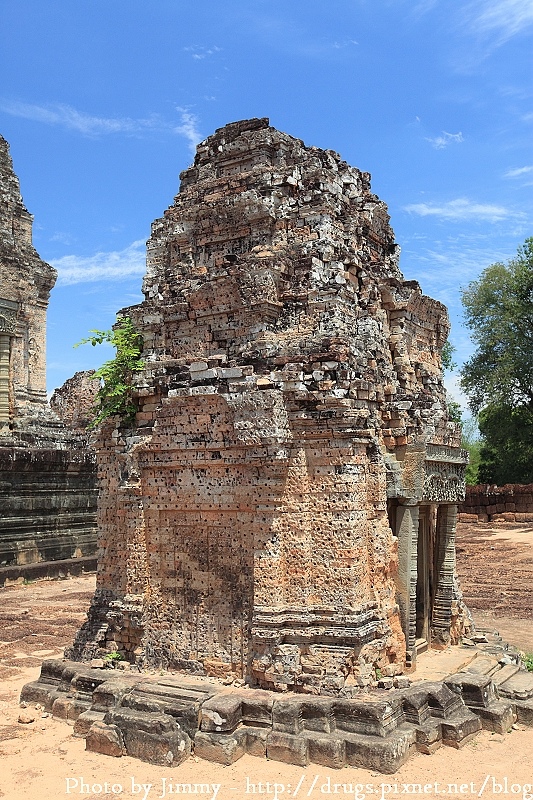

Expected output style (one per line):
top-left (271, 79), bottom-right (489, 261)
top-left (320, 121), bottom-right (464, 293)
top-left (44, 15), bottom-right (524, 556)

top-left (441, 339), bottom-right (457, 372)
top-left (522, 653), bottom-right (533, 672)
top-left (103, 650), bottom-right (124, 665)
top-left (75, 316), bottom-right (144, 428)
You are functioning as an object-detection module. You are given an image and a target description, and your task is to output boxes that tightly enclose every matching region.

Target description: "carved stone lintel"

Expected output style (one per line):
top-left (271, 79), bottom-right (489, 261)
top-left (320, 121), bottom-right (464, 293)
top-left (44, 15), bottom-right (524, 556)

top-left (0, 299), bottom-right (18, 337)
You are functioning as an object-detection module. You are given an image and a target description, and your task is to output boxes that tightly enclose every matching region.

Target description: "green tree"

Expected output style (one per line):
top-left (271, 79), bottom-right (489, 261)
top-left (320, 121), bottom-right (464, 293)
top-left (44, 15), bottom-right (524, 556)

top-left (461, 237), bottom-right (533, 412)
top-left (75, 316), bottom-right (144, 428)
top-left (476, 404), bottom-right (533, 484)
top-left (460, 237), bottom-right (533, 484)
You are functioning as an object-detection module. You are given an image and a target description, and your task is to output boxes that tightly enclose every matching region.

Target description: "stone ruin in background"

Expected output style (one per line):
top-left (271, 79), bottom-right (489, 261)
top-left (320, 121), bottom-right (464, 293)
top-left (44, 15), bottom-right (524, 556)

top-left (0, 134), bottom-right (98, 582)
top-left (69, 118), bottom-right (469, 689)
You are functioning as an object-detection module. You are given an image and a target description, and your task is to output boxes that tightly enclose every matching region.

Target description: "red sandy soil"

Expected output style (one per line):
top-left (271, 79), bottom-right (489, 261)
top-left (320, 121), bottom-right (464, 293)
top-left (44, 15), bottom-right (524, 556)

top-left (455, 521), bottom-right (533, 653)
top-left (0, 526), bottom-right (532, 800)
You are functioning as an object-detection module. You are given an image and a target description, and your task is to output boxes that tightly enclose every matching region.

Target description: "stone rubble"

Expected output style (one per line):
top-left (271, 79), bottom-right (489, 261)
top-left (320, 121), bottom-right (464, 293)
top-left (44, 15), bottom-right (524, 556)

top-left (21, 650), bottom-right (533, 772)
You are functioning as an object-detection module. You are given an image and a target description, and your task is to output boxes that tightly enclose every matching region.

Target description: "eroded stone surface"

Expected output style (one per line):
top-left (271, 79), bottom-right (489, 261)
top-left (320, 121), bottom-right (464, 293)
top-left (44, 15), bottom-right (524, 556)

top-left (22, 657), bottom-right (531, 772)
top-left (68, 118), bottom-right (468, 685)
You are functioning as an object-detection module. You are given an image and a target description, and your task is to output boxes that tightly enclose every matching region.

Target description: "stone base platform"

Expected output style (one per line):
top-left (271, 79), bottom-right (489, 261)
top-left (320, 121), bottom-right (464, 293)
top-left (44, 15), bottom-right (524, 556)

top-left (20, 655), bottom-right (533, 773)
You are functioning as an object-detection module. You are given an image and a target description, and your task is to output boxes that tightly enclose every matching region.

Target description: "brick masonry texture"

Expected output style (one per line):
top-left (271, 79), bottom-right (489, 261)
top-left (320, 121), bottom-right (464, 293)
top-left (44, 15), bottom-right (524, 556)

top-left (459, 484), bottom-right (533, 523)
top-left (69, 118), bottom-right (468, 687)
top-left (0, 134), bottom-right (97, 576)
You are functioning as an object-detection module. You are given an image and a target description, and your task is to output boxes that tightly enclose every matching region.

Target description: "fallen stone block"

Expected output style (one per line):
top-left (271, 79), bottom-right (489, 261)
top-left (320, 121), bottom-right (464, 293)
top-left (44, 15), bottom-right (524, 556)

top-left (124, 728), bottom-right (190, 766)
top-left (475, 700), bottom-right (516, 734)
top-left (464, 657), bottom-right (500, 677)
top-left (344, 727), bottom-right (416, 774)
top-left (104, 707), bottom-right (178, 736)
top-left (424, 682), bottom-right (465, 719)
top-left (306, 732), bottom-right (346, 769)
top-left (266, 730), bottom-right (310, 767)
top-left (492, 664), bottom-right (520, 687)
top-left (332, 697), bottom-right (403, 737)
top-left (86, 722), bottom-right (125, 757)
top-left (200, 694), bottom-right (242, 733)
top-left (119, 677), bottom-right (218, 737)
top-left (92, 678), bottom-right (140, 712)
top-left (74, 709), bottom-right (106, 737)
top-left (402, 687), bottom-right (432, 725)
top-left (514, 699), bottom-right (533, 726)
top-left (52, 695), bottom-right (91, 724)
top-left (19, 682), bottom-right (61, 711)
top-left (445, 673), bottom-right (498, 710)
top-left (241, 690), bottom-right (273, 727)
top-left (194, 729), bottom-right (247, 765)
top-left (244, 726), bottom-right (268, 757)
top-left (105, 708), bottom-right (191, 766)
top-left (412, 721), bottom-right (442, 755)
top-left (441, 711), bottom-right (482, 748)
top-left (271, 699), bottom-right (303, 735)
top-left (497, 671), bottom-right (533, 701)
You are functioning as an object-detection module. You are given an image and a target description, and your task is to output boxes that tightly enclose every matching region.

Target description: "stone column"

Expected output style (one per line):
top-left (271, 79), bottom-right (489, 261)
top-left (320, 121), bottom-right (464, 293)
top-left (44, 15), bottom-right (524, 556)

top-left (430, 504), bottom-right (457, 647)
top-left (0, 334), bottom-right (10, 422)
top-left (394, 500), bottom-right (419, 669)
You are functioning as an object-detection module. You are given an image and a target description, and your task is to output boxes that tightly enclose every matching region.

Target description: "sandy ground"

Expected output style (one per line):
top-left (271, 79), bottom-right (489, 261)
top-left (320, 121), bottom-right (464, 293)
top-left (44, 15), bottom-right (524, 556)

top-left (455, 521), bottom-right (533, 652)
top-left (1, 523), bottom-right (532, 800)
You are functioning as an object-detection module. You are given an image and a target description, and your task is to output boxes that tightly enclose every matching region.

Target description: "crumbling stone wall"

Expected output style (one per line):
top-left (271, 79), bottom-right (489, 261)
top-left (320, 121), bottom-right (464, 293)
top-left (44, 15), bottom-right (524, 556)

top-left (459, 484), bottom-right (533, 522)
top-left (70, 119), bottom-right (467, 689)
top-left (50, 370), bottom-right (99, 433)
top-left (0, 134), bottom-right (97, 577)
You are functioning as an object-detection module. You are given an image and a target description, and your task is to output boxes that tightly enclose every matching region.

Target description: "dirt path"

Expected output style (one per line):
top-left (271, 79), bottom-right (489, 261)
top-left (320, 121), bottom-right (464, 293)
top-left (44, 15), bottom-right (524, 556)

top-left (455, 521), bottom-right (533, 652)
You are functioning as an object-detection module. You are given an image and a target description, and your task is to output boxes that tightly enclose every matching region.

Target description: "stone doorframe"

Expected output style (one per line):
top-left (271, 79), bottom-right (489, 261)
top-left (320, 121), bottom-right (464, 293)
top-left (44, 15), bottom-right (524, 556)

top-left (393, 500), bottom-right (458, 670)
top-left (0, 299), bottom-right (18, 424)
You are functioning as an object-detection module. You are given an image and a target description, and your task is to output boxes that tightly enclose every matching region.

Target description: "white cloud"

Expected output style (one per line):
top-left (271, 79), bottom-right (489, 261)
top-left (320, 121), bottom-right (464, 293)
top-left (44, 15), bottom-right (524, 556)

top-left (403, 197), bottom-right (516, 222)
top-left (51, 239), bottom-right (146, 285)
top-left (0, 99), bottom-right (202, 152)
top-left (504, 165), bottom-right (533, 178)
top-left (425, 131), bottom-right (464, 149)
top-left (174, 108), bottom-right (202, 154)
top-left (0, 99), bottom-right (160, 135)
top-left (331, 39), bottom-right (358, 49)
top-left (183, 45), bottom-right (222, 60)
top-left (463, 0), bottom-right (533, 44)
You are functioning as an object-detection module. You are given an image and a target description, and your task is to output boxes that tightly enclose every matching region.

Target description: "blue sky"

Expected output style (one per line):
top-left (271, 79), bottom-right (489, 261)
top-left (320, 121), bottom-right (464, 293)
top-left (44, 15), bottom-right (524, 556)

top-left (1, 0), bottom-right (532, 406)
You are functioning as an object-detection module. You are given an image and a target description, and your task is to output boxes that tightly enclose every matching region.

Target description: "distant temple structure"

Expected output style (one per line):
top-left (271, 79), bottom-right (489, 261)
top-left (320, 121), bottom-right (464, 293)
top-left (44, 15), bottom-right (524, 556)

top-left (0, 134), bottom-right (97, 582)
top-left (70, 118), bottom-right (468, 688)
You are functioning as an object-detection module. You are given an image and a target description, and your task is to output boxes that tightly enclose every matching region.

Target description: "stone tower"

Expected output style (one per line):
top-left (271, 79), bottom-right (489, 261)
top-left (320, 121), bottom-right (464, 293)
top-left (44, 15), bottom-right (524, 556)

top-left (70, 119), bottom-right (467, 688)
top-left (0, 135), bottom-right (57, 425)
top-left (0, 135), bottom-right (97, 578)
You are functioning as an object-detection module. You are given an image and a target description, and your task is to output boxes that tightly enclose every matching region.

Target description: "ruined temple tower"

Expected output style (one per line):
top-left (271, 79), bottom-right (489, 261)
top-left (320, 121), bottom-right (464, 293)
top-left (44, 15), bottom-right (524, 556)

top-left (71, 119), bottom-right (468, 688)
top-left (0, 135), bottom-right (97, 576)
top-left (0, 135), bottom-right (55, 423)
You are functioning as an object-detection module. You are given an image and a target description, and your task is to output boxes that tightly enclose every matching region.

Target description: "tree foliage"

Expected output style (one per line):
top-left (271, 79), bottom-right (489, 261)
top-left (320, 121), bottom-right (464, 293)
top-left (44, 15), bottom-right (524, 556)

top-left (441, 339), bottom-right (457, 372)
top-left (75, 316), bottom-right (144, 428)
top-left (460, 237), bottom-right (533, 413)
top-left (460, 238), bottom-right (533, 484)
top-left (476, 404), bottom-right (533, 484)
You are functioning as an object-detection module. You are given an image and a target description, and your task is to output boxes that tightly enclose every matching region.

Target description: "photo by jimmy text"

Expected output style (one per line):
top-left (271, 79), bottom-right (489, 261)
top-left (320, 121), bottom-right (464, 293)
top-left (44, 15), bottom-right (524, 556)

top-left (64, 774), bottom-right (533, 800)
